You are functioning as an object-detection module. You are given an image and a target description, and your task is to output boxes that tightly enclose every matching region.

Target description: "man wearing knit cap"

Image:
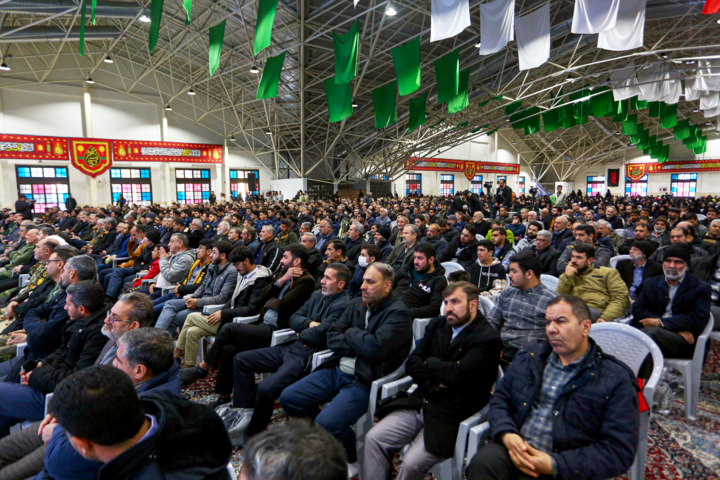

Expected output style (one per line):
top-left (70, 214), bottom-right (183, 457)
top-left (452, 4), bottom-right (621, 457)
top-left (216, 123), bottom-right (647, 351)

top-left (616, 240), bottom-right (663, 299)
top-left (374, 225), bottom-right (393, 262)
top-left (631, 244), bottom-right (712, 361)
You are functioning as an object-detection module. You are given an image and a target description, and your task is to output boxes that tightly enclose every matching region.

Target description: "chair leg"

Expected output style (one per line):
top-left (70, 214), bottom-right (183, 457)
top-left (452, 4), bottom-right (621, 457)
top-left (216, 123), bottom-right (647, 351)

top-left (629, 411), bottom-right (649, 480)
top-left (689, 366), bottom-right (700, 421)
top-left (682, 365), bottom-right (695, 421)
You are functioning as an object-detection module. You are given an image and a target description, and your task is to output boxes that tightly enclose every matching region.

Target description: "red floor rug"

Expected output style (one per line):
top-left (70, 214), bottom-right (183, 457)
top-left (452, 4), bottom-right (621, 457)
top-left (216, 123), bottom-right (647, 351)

top-left (182, 341), bottom-right (720, 479)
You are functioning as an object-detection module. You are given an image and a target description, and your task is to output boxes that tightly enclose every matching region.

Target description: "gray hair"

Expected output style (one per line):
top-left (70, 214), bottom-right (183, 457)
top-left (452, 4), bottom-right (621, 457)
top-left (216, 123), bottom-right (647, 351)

top-left (217, 221), bottom-right (230, 234)
top-left (301, 222), bottom-right (312, 231)
top-left (261, 225), bottom-right (276, 238)
top-left (403, 224), bottom-right (420, 236)
top-left (171, 233), bottom-right (189, 247)
top-left (301, 233), bottom-right (317, 245)
top-left (117, 292), bottom-right (154, 327)
top-left (191, 218), bottom-right (203, 228)
top-left (105, 218), bottom-right (118, 228)
top-left (117, 328), bottom-right (174, 376)
top-left (66, 255), bottom-right (99, 282)
top-left (537, 230), bottom-right (552, 241)
top-left (711, 219), bottom-right (720, 227)
top-left (367, 262), bottom-right (394, 283)
top-left (352, 222), bottom-right (364, 235)
top-left (597, 220), bottom-right (612, 230)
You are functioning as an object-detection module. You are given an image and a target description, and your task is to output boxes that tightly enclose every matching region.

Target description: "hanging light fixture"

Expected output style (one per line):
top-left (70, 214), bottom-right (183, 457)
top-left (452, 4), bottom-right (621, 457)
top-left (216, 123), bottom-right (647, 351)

top-left (85, 77), bottom-right (94, 84)
top-left (352, 101), bottom-right (359, 107)
top-left (0, 62), bottom-right (10, 71)
top-left (250, 65), bottom-right (260, 73)
top-left (230, 135), bottom-right (236, 141)
top-left (385, 3), bottom-right (397, 16)
top-left (103, 55), bottom-right (114, 63)
top-left (188, 87), bottom-right (196, 95)
top-left (164, 104), bottom-right (172, 111)
top-left (138, 15), bottom-right (151, 23)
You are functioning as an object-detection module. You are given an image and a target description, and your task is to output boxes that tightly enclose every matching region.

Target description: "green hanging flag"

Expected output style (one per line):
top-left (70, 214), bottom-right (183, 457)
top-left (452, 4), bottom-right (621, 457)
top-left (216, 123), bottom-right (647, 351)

top-left (333, 20), bottom-right (360, 84)
top-left (208, 20), bottom-right (226, 76)
top-left (674, 119), bottom-right (690, 140)
top-left (631, 97), bottom-right (648, 110)
top-left (622, 115), bottom-right (638, 135)
top-left (79, 0), bottom-right (86, 56)
top-left (693, 137), bottom-right (707, 155)
top-left (505, 100), bottom-right (522, 115)
top-left (562, 113), bottom-right (577, 129)
top-left (391, 36), bottom-right (421, 96)
top-left (183, 0), bottom-right (192, 24)
top-left (91, 0), bottom-right (97, 25)
top-left (660, 103), bottom-right (678, 129)
top-left (434, 49), bottom-right (459, 104)
top-left (429, 118), bottom-right (446, 129)
top-left (454, 121), bottom-right (469, 128)
top-left (542, 108), bottom-right (562, 133)
top-left (589, 88), bottom-right (613, 117)
top-left (648, 101), bottom-right (661, 117)
top-left (254, 0), bottom-right (278, 56)
top-left (448, 68), bottom-right (470, 114)
top-left (256, 51), bottom-right (286, 99)
top-left (372, 81), bottom-right (397, 129)
top-left (148, 0), bottom-right (164, 52)
top-left (569, 86), bottom-right (591, 119)
top-left (408, 92), bottom-right (429, 133)
top-left (611, 100), bottom-right (628, 122)
top-left (521, 107), bottom-right (541, 135)
top-left (323, 77), bottom-right (352, 123)
top-left (479, 95), bottom-right (503, 108)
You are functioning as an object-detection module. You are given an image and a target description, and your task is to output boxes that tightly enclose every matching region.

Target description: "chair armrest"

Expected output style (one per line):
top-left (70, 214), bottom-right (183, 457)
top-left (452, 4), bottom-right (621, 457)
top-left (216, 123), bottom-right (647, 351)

top-left (141, 278), bottom-right (157, 287)
top-left (369, 364), bottom-right (407, 420)
top-left (412, 318), bottom-right (432, 342)
top-left (615, 315), bottom-right (633, 325)
top-left (113, 256), bottom-right (130, 267)
top-left (380, 376), bottom-right (414, 400)
top-left (466, 421), bottom-right (492, 463)
top-left (454, 406), bottom-right (489, 477)
top-left (233, 314), bottom-right (260, 324)
top-left (44, 393), bottom-right (53, 417)
top-left (311, 349), bottom-right (333, 372)
top-left (202, 304), bottom-right (224, 314)
top-left (16, 343), bottom-right (27, 357)
top-left (18, 274), bottom-right (30, 287)
top-left (161, 286), bottom-right (175, 295)
top-left (271, 328), bottom-right (297, 347)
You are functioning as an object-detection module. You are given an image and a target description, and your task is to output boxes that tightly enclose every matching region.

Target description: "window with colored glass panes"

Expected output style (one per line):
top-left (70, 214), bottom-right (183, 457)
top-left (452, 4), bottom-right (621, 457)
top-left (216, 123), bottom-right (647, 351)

top-left (518, 176), bottom-right (526, 194)
top-left (470, 175), bottom-right (483, 195)
top-left (175, 169), bottom-right (211, 204)
top-left (440, 174), bottom-right (454, 197)
top-left (586, 175), bottom-right (606, 196)
top-left (16, 166), bottom-right (70, 215)
top-left (671, 173), bottom-right (697, 198)
top-left (625, 175), bottom-right (648, 196)
top-left (110, 168), bottom-right (152, 206)
top-left (229, 169), bottom-right (260, 198)
top-left (406, 173), bottom-right (422, 195)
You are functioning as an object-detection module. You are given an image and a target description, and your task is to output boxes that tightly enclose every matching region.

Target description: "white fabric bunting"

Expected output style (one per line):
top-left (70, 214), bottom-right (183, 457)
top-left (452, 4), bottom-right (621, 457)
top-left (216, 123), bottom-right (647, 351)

top-left (515, 3), bottom-right (550, 71)
top-left (700, 92), bottom-right (720, 111)
top-left (695, 60), bottom-right (720, 93)
top-left (354, 0), bottom-right (360, 6)
top-left (611, 64), bottom-right (640, 101)
top-left (571, 0), bottom-right (621, 34)
top-left (598, 0), bottom-right (646, 51)
top-left (478, 0), bottom-right (515, 56)
top-left (685, 78), bottom-right (702, 101)
top-left (636, 63), bottom-right (662, 101)
top-left (658, 71), bottom-right (682, 105)
top-left (431, 0), bottom-right (471, 42)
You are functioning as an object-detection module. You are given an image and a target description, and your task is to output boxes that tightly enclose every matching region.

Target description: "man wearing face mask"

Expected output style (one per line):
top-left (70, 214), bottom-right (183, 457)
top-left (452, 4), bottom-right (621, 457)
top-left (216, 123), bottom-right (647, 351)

top-left (347, 244), bottom-right (380, 298)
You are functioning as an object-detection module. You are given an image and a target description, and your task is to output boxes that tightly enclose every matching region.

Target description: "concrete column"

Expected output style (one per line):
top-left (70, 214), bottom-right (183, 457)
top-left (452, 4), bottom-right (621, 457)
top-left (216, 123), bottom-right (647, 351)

top-left (0, 93), bottom-right (6, 208)
top-left (81, 82), bottom-right (99, 206)
top-left (223, 139), bottom-right (231, 198)
top-left (160, 109), bottom-right (173, 204)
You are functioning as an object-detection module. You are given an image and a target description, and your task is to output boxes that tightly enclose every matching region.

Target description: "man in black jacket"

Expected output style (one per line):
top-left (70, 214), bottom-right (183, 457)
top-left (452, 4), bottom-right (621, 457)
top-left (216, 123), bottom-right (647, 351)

top-left (454, 224), bottom-right (479, 269)
top-left (365, 282), bottom-right (502, 479)
top-left (345, 222), bottom-right (366, 265)
top-left (420, 223), bottom-right (450, 263)
top-left (393, 243), bottom-right (448, 319)
top-left (48, 366), bottom-right (232, 480)
top-left (527, 230), bottom-right (561, 277)
top-left (470, 239), bottom-right (507, 292)
top-left (280, 262), bottom-right (412, 474)
top-left (300, 232), bottom-right (322, 277)
top-left (0, 281), bottom-right (108, 437)
top-left (618, 223), bottom-right (658, 255)
top-left (218, 263), bottom-right (353, 442)
top-left (616, 241), bottom-right (663, 299)
top-left (256, 225), bottom-right (283, 273)
top-left (494, 178), bottom-right (513, 209)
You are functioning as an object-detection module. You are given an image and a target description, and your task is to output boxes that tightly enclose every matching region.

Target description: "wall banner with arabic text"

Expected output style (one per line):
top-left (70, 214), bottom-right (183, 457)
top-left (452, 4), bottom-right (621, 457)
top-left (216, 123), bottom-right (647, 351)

top-left (113, 140), bottom-right (223, 164)
top-left (0, 134), bottom-right (69, 160)
top-left (406, 158), bottom-right (520, 175)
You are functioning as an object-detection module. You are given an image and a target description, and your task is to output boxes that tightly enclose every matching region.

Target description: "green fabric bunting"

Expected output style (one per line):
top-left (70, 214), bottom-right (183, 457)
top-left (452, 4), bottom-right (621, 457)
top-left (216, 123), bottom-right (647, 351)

top-left (631, 97), bottom-right (648, 110)
top-left (542, 108), bottom-right (562, 133)
top-left (505, 100), bottom-right (522, 115)
top-left (79, 0), bottom-right (86, 56)
top-left (455, 121), bottom-right (469, 128)
top-left (522, 107), bottom-right (541, 135)
top-left (254, 0), bottom-right (278, 56)
top-left (589, 88), bottom-right (613, 117)
top-left (569, 87), bottom-right (591, 119)
top-left (479, 95), bottom-right (503, 108)
top-left (448, 68), bottom-right (470, 114)
top-left (648, 102), bottom-right (661, 117)
top-left (660, 103), bottom-right (678, 129)
top-left (408, 92), bottom-right (429, 133)
top-left (324, 77), bottom-right (352, 123)
top-left (611, 100), bottom-right (628, 122)
top-left (208, 20), bottom-right (226, 76)
top-left (692, 137), bottom-right (707, 155)
top-left (372, 81), bottom-right (397, 129)
top-left (429, 118), bottom-right (446, 129)
top-left (183, 0), bottom-right (192, 24)
top-left (333, 20), bottom-right (360, 84)
top-left (622, 115), bottom-right (638, 135)
top-left (149, 0), bottom-right (164, 52)
top-left (91, 0), bottom-right (97, 24)
top-left (434, 49), bottom-right (459, 104)
top-left (674, 119), bottom-right (690, 140)
top-left (391, 36), bottom-right (421, 96)
top-left (256, 51), bottom-right (286, 99)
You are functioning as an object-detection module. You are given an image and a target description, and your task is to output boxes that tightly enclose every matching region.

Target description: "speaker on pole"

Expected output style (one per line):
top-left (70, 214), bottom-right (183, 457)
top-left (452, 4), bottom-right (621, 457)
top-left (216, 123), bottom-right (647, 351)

top-left (248, 172), bottom-right (257, 191)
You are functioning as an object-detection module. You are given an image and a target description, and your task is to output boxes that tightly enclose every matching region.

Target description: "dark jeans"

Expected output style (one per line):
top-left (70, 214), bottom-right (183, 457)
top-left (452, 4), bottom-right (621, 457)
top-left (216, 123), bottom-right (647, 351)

top-left (279, 366), bottom-right (370, 463)
top-left (233, 341), bottom-right (312, 437)
top-left (104, 267), bottom-right (136, 299)
top-left (0, 384), bottom-right (46, 438)
top-left (205, 322), bottom-right (275, 396)
top-left (0, 277), bottom-right (19, 295)
top-left (638, 326), bottom-right (696, 378)
top-left (467, 441), bottom-right (553, 480)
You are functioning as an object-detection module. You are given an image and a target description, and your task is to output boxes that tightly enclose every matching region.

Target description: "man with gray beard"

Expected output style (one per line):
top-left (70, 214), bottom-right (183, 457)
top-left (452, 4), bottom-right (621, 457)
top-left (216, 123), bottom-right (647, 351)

top-left (95, 292), bottom-right (155, 365)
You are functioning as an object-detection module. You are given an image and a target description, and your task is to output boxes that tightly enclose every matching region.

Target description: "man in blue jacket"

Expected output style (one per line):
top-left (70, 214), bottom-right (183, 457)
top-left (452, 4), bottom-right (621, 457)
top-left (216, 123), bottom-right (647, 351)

top-left (467, 294), bottom-right (639, 480)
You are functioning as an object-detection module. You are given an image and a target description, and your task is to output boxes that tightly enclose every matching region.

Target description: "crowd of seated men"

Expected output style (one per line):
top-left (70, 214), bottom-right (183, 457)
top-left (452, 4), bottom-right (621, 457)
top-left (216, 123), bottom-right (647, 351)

top-left (0, 186), bottom-right (715, 480)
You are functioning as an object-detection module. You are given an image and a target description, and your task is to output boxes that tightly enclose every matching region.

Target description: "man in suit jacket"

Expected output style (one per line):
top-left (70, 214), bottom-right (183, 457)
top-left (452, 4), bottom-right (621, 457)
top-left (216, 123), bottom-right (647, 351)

top-left (615, 241), bottom-right (663, 299)
top-left (631, 244), bottom-right (712, 362)
top-left (364, 281), bottom-right (502, 480)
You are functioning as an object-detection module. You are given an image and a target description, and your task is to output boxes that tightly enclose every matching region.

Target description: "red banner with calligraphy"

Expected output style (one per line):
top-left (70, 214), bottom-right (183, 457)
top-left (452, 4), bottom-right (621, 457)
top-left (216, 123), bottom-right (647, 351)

top-left (69, 138), bottom-right (113, 178)
top-left (112, 140), bottom-right (223, 164)
top-left (0, 134), bottom-right (69, 160)
top-left (627, 159), bottom-right (720, 179)
top-left (406, 158), bottom-right (520, 175)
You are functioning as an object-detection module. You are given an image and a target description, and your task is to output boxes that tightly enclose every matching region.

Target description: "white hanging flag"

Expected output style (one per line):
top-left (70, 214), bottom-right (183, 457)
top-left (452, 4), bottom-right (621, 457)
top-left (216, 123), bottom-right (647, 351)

top-left (684, 78), bottom-right (702, 101)
top-left (700, 92), bottom-right (720, 111)
top-left (478, 0), bottom-right (515, 56)
top-left (636, 63), bottom-right (662, 101)
top-left (658, 71), bottom-right (682, 105)
top-left (354, 0), bottom-right (360, 6)
top-left (598, 0), bottom-right (646, 51)
top-left (431, 0), bottom-right (471, 42)
top-left (571, 0), bottom-right (621, 34)
top-left (611, 64), bottom-right (640, 101)
top-left (515, 3), bottom-right (550, 71)
top-left (695, 60), bottom-right (720, 93)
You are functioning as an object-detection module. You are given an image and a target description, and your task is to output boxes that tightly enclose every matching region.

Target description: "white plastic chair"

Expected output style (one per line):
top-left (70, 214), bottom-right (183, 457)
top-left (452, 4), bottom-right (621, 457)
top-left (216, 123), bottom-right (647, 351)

top-left (202, 304), bottom-right (224, 314)
top-left (112, 256), bottom-right (130, 268)
top-left (18, 274), bottom-right (30, 287)
top-left (440, 262), bottom-right (465, 280)
top-left (697, 214), bottom-right (706, 223)
top-left (412, 318), bottom-right (432, 343)
top-left (475, 234), bottom-right (484, 242)
top-left (540, 274), bottom-right (559, 291)
top-left (391, 220), bottom-right (397, 229)
top-left (615, 228), bottom-right (626, 238)
top-left (665, 314), bottom-right (714, 421)
top-left (227, 462), bottom-right (237, 480)
top-left (477, 295), bottom-right (495, 318)
top-left (196, 314), bottom-right (261, 365)
top-left (610, 254), bottom-right (631, 269)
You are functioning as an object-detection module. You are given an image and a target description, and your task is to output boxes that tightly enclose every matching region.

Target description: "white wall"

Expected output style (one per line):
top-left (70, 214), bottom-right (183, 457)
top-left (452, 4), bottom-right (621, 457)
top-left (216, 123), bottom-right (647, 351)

top-left (270, 178), bottom-right (307, 200)
top-left (0, 84), bottom-right (274, 207)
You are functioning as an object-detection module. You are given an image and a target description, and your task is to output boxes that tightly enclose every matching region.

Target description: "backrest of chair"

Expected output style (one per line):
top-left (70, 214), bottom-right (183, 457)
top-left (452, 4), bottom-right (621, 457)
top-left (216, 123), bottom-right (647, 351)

top-left (615, 228), bottom-right (625, 237)
top-left (476, 234), bottom-right (484, 242)
top-left (391, 220), bottom-right (397, 229)
top-left (610, 255), bottom-right (630, 269)
top-left (413, 318), bottom-right (431, 343)
top-left (697, 214), bottom-right (706, 222)
top-left (693, 314), bottom-right (714, 370)
top-left (540, 274), bottom-right (559, 291)
top-left (477, 295), bottom-right (495, 318)
top-left (441, 262), bottom-right (464, 279)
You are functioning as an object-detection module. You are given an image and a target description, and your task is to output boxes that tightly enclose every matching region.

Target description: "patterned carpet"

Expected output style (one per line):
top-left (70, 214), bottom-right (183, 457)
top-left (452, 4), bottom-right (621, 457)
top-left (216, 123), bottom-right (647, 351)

top-left (181, 340), bottom-right (720, 479)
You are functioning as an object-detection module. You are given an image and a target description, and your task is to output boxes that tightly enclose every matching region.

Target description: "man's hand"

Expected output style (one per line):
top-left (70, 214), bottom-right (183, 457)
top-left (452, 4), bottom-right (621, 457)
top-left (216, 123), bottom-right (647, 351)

top-left (502, 433), bottom-right (537, 477)
top-left (596, 318), bottom-right (607, 323)
top-left (678, 331), bottom-right (695, 345)
top-left (12, 265), bottom-right (21, 274)
top-left (185, 297), bottom-right (198, 309)
top-left (174, 283), bottom-right (181, 295)
top-left (38, 414), bottom-right (56, 436)
top-left (41, 420), bottom-right (58, 444)
top-left (7, 332), bottom-right (27, 346)
top-left (206, 311), bottom-right (223, 325)
top-left (148, 284), bottom-right (156, 294)
top-left (6, 301), bottom-right (18, 318)
top-left (308, 321), bottom-right (321, 328)
top-left (525, 445), bottom-right (554, 476)
top-left (640, 318), bottom-right (661, 328)
top-left (158, 248), bottom-right (170, 259)
top-left (564, 264), bottom-right (578, 277)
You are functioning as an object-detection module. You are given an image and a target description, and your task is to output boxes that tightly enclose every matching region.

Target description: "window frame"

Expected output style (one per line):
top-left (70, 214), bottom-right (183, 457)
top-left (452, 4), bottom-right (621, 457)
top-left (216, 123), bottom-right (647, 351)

top-left (406, 173), bottom-right (422, 195)
top-left (440, 174), bottom-right (454, 197)
top-left (471, 175), bottom-right (484, 195)
top-left (109, 167), bottom-right (153, 206)
top-left (670, 173), bottom-right (697, 198)
top-left (586, 175), bottom-right (606, 196)
top-left (625, 174), bottom-right (648, 197)
top-left (175, 168), bottom-right (211, 204)
top-left (16, 165), bottom-right (71, 216)
top-left (229, 169), bottom-right (260, 198)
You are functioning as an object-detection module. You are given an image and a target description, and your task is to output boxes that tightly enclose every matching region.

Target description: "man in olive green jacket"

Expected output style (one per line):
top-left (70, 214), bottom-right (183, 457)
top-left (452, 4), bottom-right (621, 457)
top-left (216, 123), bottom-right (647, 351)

top-left (0, 227), bottom-right (38, 279)
top-left (557, 243), bottom-right (629, 323)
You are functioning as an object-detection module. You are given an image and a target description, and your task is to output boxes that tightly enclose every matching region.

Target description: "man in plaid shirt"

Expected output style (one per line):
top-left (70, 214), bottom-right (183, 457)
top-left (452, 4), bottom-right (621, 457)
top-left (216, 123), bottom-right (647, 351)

top-left (488, 250), bottom-right (558, 369)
